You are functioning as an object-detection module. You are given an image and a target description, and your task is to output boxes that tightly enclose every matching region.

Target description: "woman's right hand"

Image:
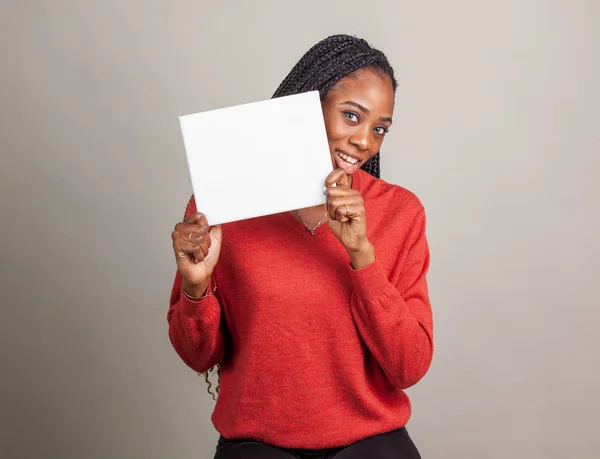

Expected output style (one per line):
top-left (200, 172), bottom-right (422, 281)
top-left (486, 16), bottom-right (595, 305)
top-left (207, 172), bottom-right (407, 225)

top-left (171, 212), bottom-right (222, 298)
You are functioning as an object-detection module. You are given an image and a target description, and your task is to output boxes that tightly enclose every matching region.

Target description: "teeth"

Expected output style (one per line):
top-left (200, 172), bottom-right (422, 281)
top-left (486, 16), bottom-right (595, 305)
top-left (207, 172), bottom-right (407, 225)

top-left (338, 153), bottom-right (358, 164)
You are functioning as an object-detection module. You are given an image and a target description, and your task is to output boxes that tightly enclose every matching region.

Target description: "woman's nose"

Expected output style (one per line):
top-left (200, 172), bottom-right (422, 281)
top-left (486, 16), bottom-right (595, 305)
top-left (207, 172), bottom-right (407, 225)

top-left (348, 127), bottom-right (371, 152)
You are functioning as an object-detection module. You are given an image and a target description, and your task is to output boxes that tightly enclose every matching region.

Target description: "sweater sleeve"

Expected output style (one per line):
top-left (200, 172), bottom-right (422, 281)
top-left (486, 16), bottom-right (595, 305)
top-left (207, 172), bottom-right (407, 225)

top-left (166, 196), bottom-right (226, 374)
top-left (349, 205), bottom-right (433, 389)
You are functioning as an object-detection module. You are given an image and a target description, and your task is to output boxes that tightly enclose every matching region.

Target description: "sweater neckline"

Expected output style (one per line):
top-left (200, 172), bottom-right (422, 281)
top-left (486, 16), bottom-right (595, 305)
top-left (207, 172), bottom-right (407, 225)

top-left (280, 169), bottom-right (365, 238)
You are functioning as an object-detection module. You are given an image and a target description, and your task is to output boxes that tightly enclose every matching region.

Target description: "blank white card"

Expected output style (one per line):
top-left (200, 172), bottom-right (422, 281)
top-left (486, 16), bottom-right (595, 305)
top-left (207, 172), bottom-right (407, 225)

top-left (179, 91), bottom-right (333, 226)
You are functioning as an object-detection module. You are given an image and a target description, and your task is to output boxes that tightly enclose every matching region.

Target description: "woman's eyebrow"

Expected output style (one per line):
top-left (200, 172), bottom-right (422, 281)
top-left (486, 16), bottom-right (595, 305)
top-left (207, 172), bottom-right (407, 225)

top-left (341, 101), bottom-right (369, 113)
top-left (341, 101), bottom-right (393, 124)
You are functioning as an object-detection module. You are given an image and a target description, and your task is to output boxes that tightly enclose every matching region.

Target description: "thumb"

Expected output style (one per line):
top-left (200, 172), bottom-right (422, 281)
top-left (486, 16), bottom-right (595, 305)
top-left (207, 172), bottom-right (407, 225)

top-left (202, 224), bottom-right (223, 271)
top-left (209, 225), bottom-right (222, 244)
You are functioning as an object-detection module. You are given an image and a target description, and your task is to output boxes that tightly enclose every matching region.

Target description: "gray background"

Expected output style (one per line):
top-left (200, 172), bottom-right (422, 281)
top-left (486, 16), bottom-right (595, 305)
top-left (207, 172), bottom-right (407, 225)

top-left (1, 1), bottom-right (598, 458)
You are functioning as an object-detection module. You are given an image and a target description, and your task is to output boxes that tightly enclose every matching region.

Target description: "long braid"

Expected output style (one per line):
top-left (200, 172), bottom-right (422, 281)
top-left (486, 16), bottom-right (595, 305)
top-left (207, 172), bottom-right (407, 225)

top-left (202, 35), bottom-right (396, 398)
top-left (362, 152), bottom-right (381, 178)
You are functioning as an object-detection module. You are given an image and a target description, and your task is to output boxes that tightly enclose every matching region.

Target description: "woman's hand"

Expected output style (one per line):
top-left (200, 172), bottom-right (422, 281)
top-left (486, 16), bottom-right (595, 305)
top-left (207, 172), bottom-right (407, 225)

top-left (171, 212), bottom-right (222, 297)
top-left (325, 169), bottom-right (375, 269)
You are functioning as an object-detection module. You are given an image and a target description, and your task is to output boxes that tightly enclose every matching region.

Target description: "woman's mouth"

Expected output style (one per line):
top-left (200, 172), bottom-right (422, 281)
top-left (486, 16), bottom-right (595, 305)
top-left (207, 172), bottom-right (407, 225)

top-left (334, 150), bottom-right (362, 174)
top-left (337, 151), bottom-right (359, 165)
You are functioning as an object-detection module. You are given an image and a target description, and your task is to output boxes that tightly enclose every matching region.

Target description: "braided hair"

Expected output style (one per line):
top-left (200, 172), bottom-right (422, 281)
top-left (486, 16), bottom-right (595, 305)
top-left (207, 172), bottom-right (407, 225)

top-left (272, 34), bottom-right (397, 179)
top-left (202, 35), bottom-right (396, 399)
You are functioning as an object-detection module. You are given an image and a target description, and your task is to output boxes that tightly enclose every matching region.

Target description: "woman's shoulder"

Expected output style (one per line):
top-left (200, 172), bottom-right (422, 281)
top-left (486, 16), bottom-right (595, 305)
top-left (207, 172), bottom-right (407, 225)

top-left (358, 170), bottom-right (425, 216)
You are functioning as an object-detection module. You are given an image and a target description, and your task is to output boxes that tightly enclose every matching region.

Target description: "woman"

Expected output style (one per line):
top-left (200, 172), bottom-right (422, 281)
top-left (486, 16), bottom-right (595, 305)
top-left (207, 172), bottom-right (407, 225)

top-left (168, 34), bottom-right (433, 459)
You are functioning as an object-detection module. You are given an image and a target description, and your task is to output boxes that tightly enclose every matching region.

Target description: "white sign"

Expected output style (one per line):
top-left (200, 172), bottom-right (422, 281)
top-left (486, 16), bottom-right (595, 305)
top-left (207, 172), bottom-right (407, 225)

top-left (179, 91), bottom-right (332, 225)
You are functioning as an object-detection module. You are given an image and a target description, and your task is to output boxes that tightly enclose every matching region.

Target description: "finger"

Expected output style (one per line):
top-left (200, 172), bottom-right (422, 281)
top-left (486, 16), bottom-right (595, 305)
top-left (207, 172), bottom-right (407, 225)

top-left (196, 227), bottom-right (220, 262)
top-left (193, 247), bottom-right (207, 263)
top-left (174, 226), bottom-right (208, 246)
top-left (325, 169), bottom-right (351, 189)
top-left (327, 198), bottom-right (351, 223)
top-left (175, 217), bottom-right (209, 237)
top-left (327, 197), bottom-right (364, 222)
top-left (173, 238), bottom-right (206, 262)
top-left (172, 225), bottom-right (211, 258)
top-left (325, 187), bottom-right (359, 200)
top-left (336, 203), bottom-right (353, 222)
top-left (184, 212), bottom-right (209, 226)
top-left (194, 234), bottom-right (210, 261)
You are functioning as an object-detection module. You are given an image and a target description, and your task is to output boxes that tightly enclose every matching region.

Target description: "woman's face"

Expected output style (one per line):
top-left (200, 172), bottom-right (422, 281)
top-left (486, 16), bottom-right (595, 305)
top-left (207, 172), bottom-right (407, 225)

top-left (321, 68), bottom-right (395, 175)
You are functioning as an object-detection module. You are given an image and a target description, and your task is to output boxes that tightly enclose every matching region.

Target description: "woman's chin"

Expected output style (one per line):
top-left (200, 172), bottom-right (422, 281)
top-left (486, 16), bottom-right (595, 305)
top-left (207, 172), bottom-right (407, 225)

top-left (333, 153), bottom-right (361, 175)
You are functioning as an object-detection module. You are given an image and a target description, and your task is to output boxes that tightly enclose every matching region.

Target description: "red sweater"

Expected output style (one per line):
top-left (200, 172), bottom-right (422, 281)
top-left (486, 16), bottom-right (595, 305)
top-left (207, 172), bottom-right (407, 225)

top-left (167, 169), bottom-right (433, 449)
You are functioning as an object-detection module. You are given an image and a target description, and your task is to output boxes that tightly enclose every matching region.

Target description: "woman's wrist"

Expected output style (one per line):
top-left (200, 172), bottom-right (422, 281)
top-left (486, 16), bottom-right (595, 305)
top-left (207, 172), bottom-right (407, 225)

top-left (349, 241), bottom-right (376, 270)
top-left (182, 277), bottom-right (211, 300)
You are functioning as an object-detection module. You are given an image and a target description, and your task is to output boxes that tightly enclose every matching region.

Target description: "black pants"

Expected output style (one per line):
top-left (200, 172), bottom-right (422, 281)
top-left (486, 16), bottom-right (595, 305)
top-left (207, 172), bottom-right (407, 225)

top-left (214, 427), bottom-right (421, 459)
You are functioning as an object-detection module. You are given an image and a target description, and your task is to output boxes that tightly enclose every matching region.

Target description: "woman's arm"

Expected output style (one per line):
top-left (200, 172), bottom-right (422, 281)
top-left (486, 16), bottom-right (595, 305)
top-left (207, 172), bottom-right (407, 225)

top-left (167, 272), bottom-right (225, 373)
top-left (348, 206), bottom-right (433, 389)
top-left (167, 196), bottom-right (226, 373)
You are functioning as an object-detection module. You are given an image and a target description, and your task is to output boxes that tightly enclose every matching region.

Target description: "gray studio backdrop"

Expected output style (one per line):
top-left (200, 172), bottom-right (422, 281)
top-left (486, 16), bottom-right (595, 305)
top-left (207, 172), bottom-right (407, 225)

top-left (1, 1), bottom-right (598, 458)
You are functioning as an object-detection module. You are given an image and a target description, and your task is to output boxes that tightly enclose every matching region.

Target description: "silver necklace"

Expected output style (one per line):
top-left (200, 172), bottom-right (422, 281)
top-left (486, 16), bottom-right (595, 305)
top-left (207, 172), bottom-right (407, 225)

top-left (295, 210), bottom-right (328, 236)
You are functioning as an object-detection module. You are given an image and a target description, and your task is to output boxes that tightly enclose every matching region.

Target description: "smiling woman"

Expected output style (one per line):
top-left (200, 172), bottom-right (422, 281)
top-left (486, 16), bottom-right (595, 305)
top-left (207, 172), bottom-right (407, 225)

top-left (322, 69), bottom-right (395, 177)
top-left (168, 34), bottom-right (432, 459)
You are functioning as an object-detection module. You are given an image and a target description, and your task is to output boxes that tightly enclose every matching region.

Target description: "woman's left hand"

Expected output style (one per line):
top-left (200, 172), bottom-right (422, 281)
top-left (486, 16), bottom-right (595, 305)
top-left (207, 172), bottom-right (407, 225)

top-left (325, 169), bottom-right (376, 269)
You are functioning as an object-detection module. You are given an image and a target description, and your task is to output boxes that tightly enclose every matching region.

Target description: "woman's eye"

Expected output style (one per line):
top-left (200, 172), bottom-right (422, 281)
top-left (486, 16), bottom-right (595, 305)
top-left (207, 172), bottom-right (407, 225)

top-left (374, 126), bottom-right (389, 135)
top-left (344, 112), bottom-right (359, 122)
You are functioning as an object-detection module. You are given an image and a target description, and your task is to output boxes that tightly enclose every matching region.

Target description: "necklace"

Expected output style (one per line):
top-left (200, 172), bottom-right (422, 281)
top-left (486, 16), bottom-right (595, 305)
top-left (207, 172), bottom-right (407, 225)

top-left (295, 210), bottom-right (328, 236)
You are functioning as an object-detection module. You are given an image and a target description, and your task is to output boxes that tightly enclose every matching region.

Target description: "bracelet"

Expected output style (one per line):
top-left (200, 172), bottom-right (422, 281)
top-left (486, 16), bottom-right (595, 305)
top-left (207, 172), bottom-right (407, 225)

top-left (182, 277), bottom-right (217, 301)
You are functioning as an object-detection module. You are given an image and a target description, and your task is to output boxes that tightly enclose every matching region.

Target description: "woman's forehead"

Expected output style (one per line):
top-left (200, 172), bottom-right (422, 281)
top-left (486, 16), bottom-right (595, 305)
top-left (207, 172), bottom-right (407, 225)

top-left (327, 69), bottom-right (395, 112)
